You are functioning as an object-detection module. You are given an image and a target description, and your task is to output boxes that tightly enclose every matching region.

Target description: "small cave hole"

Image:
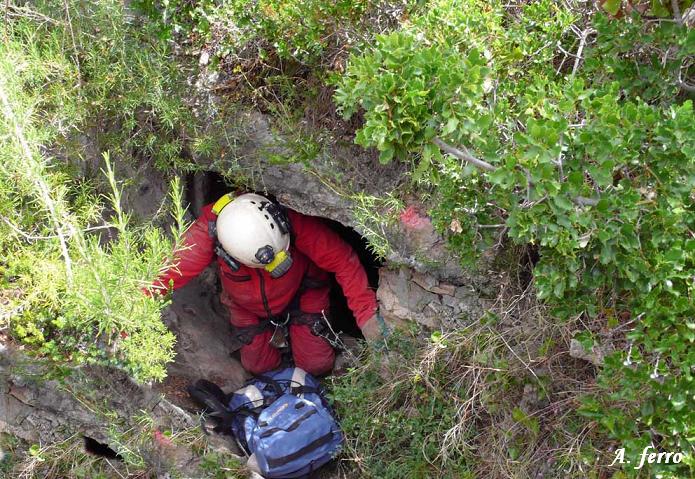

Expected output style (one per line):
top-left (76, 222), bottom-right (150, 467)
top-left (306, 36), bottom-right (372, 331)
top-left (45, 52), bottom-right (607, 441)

top-left (83, 436), bottom-right (122, 460)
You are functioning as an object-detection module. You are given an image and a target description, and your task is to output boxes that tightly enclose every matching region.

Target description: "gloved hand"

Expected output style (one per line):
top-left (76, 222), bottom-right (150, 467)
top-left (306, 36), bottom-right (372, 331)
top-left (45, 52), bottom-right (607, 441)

top-left (360, 311), bottom-right (390, 348)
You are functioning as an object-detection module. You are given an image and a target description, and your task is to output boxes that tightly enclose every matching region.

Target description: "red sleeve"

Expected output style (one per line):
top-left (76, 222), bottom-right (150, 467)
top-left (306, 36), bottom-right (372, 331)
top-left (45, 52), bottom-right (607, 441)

top-left (151, 203), bottom-right (217, 293)
top-left (289, 210), bottom-right (377, 327)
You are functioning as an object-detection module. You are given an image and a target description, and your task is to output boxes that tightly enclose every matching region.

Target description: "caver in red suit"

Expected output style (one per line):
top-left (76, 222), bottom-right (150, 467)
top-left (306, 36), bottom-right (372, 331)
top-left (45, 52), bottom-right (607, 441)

top-left (151, 193), bottom-right (386, 376)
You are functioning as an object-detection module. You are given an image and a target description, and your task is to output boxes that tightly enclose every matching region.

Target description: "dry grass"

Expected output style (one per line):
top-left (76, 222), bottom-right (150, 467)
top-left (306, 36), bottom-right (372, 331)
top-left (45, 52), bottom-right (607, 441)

top-left (334, 245), bottom-right (613, 478)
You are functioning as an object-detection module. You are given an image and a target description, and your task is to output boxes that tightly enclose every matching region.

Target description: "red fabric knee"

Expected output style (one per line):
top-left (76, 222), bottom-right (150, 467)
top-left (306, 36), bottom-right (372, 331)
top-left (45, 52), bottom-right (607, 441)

top-left (223, 293), bottom-right (281, 375)
top-left (240, 331), bottom-right (281, 375)
top-left (289, 324), bottom-right (335, 376)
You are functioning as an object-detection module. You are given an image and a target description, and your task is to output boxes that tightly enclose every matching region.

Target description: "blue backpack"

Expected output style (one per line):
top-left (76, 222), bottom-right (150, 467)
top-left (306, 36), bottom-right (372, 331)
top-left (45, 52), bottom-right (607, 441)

top-left (189, 367), bottom-right (343, 478)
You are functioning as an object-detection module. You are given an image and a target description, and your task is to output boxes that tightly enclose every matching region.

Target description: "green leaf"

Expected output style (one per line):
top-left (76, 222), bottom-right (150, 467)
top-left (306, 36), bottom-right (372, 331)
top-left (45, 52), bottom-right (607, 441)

top-left (442, 117), bottom-right (459, 136)
top-left (378, 146), bottom-right (395, 164)
top-left (568, 171), bottom-right (584, 189)
top-left (650, 0), bottom-right (671, 17)
top-left (671, 394), bottom-right (686, 411)
top-left (553, 195), bottom-right (573, 211)
top-left (602, 0), bottom-right (622, 15)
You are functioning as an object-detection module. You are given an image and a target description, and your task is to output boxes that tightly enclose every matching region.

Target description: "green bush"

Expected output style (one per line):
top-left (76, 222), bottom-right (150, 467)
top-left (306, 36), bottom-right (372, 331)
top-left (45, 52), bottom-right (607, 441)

top-left (0, 0), bottom-right (192, 382)
top-left (214, 0), bottom-right (377, 63)
top-left (335, 0), bottom-right (694, 475)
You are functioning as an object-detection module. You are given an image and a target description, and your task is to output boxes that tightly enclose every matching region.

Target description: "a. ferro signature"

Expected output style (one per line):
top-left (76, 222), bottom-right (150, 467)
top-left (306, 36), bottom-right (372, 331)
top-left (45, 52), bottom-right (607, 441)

top-left (610, 445), bottom-right (686, 470)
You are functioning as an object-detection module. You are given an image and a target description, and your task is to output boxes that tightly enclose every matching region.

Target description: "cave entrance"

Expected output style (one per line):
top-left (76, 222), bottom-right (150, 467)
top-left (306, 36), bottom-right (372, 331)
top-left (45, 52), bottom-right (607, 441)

top-left (184, 171), bottom-right (383, 338)
top-left (83, 436), bottom-right (122, 460)
top-left (159, 171), bottom-right (382, 402)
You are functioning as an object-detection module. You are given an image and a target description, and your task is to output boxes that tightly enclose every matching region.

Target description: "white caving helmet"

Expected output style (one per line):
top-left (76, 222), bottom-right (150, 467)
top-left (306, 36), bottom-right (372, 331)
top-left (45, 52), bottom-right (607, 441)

top-left (213, 193), bottom-right (293, 278)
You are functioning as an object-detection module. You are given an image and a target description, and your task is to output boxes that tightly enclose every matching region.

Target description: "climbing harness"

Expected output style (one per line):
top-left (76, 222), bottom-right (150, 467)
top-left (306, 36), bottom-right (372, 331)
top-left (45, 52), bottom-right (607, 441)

top-left (207, 193), bottom-right (348, 353)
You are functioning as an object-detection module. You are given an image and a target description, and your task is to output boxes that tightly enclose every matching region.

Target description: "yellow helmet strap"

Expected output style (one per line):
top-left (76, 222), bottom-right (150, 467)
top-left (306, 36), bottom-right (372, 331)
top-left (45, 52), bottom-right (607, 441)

top-left (264, 250), bottom-right (293, 278)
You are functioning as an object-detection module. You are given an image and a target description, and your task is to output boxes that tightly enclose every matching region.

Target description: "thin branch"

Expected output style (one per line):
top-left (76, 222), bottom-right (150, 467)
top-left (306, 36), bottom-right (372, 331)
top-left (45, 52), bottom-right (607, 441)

top-left (432, 137), bottom-right (495, 171)
top-left (1, 215), bottom-right (113, 241)
top-left (672, 0), bottom-right (683, 25)
top-left (0, 78), bottom-right (74, 283)
top-left (63, 0), bottom-right (81, 79)
top-left (478, 224), bottom-right (507, 229)
top-left (3, 0), bottom-right (9, 39)
top-left (432, 139), bottom-right (600, 207)
top-left (573, 196), bottom-right (599, 207)
top-left (571, 28), bottom-right (594, 77)
top-left (678, 80), bottom-right (695, 93)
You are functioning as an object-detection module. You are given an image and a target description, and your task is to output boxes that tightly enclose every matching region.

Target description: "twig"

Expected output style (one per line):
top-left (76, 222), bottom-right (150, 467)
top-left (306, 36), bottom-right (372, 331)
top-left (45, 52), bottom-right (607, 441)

top-left (0, 78), bottom-right (74, 283)
top-left (104, 459), bottom-right (126, 479)
top-left (432, 137), bottom-right (495, 171)
top-left (63, 0), bottom-right (81, 80)
top-left (3, 0), bottom-right (9, 40)
top-left (679, 81), bottom-right (695, 92)
top-left (573, 196), bottom-right (599, 207)
top-left (1, 215), bottom-right (113, 241)
top-left (571, 29), bottom-right (594, 77)
top-left (525, 168), bottom-right (532, 202)
top-left (432, 139), bottom-right (600, 207)
top-left (488, 326), bottom-right (541, 384)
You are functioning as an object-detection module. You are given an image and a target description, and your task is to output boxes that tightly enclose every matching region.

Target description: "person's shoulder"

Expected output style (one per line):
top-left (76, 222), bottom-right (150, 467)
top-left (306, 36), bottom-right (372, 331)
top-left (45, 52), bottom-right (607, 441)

top-left (286, 207), bottom-right (320, 229)
top-left (198, 202), bottom-right (216, 220)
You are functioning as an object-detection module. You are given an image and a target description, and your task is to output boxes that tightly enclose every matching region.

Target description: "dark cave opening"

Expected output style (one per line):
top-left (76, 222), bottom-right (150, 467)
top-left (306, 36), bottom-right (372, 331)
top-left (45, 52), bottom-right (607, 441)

top-left (83, 436), bottom-right (122, 460)
top-left (184, 171), bottom-right (383, 338)
top-left (322, 218), bottom-right (383, 337)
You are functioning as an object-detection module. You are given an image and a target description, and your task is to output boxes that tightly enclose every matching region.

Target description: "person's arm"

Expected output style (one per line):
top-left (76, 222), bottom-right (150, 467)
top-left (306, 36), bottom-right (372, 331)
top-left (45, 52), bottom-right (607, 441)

top-left (149, 204), bottom-right (216, 294)
top-left (289, 210), bottom-right (377, 328)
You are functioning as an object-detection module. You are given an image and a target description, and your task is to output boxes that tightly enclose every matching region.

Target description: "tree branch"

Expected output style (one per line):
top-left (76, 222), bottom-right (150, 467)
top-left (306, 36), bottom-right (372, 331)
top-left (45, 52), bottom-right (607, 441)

top-left (678, 80), bottom-right (695, 93)
top-left (432, 137), bottom-right (495, 171)
top-left (672, 0), bottom-right (683, 25)
top-left (0, 78), bottom-right (74, 283)
top-left (571, 28), bottom-right (594, 77)
top-left (573, 196), bottom-right (599, 207)
top-left (432, 138), bottom-right (601, 207)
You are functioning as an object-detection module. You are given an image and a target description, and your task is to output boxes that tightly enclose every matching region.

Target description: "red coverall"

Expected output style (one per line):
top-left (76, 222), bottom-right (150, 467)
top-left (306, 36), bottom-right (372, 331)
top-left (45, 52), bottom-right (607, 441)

top-left (154, 202), bottom-right (378, 376)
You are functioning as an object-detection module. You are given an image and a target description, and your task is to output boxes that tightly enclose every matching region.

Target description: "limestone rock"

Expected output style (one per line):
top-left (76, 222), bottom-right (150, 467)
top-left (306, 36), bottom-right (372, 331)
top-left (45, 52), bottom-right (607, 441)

top-left (430, 282), bottom-right (456, 296)
top-left (164, 269), bottom-right (248, 393)
top-left (0, 343), bottom-right (241, 477)
top-left (569, 338), bottom-right (613, 366)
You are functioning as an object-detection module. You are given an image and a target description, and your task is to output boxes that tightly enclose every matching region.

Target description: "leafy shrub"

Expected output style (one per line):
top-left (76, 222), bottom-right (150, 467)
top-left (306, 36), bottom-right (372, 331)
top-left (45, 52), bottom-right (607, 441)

top-left (0, 0), bottom-right (191, 382)
top-left (213, 0), bottom-right (377, 63)
top-left (136, 0), bottom-right (386, 65)
top-left (335, 30), bottom-right (490, 166)
top-left (335, 0), bottom-right (694, 475)
top-left (6, 0), bottom-right (199, 172)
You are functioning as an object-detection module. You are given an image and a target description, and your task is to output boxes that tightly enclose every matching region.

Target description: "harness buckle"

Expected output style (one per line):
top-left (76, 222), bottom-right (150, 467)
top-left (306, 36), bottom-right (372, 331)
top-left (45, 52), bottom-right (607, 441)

top-left (268, 313), bottom-right (290, 348)
top-left (270, 313), bottom-right (291, 328)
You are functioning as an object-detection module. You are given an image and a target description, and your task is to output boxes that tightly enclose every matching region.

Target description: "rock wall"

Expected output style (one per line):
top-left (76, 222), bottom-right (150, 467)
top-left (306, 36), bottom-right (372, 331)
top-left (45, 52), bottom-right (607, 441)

top-left (378, 267), bottom-right (491, 330)
top-left (0, 343), bottom-right (239, 476)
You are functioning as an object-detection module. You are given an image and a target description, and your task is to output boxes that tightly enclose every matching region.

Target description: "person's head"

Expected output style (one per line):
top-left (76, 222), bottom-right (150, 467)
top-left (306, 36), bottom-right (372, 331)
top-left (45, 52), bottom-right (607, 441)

top-left (215, 193), bottom-right (293, 278)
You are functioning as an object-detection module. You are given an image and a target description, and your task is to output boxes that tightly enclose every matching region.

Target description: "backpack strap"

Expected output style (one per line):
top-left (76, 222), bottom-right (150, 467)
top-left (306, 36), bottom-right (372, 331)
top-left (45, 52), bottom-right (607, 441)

top-left (187, 380), bottom-right (237, 434)
top-left (265, 433), bottom-right (338, 469)
top-left (254, 374), bottom-right (285, 396)
top-left (290, 385), bottom-right (321, 396)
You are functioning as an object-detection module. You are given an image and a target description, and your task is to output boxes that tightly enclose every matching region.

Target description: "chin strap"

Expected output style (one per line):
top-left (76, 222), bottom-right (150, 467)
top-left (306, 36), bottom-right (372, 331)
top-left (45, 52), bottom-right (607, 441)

top-left (208, 220), bottom-right (241, 271)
